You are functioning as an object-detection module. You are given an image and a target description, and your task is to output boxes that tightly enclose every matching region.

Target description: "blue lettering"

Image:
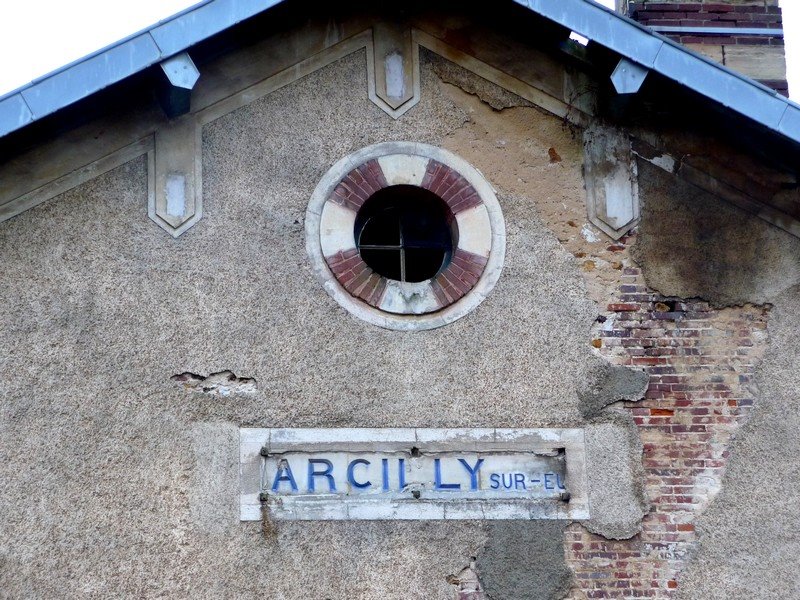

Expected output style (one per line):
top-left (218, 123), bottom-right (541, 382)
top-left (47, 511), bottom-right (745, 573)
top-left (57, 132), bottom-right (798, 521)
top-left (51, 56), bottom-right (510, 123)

top-left (544, 473), bottom-right (555, 490)
top-left (382, 458), bottom-right (390, 492)
top-left (514, 473), bottom-right (527, 490)
top-left (501, 473), bottom-right (514, 489)
top-left (271, 461), bottom-right (298, 492)
top-left (556, 473), bottom-right (566, 490)
top-left (398, 458), bottom-right (406, 491)
top-left (347, 459), bottom-right (371, 489)
top-left (434, 458), bottom-right (461, 490)
top-left (490, 473), bottom-right (500, 490)
top-left (458, 458), bottom-right (484, 491)
top-left (307, 459), bottom-right (336, 492)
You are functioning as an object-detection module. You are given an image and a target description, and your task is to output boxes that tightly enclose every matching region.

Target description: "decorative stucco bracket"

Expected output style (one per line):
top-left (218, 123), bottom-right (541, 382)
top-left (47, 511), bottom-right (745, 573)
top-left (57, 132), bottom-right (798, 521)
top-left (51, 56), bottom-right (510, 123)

top-left (367, 24), bottom-right (421, 119)
top-left (148, 116), bottom-right (203, 237)
top-left (583, 123), bottom-right (640, 240)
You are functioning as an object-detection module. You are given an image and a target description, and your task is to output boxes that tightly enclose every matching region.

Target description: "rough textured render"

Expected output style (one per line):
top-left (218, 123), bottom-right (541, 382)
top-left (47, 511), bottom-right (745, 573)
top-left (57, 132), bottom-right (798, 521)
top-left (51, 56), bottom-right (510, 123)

top-left (0, 50), bottom-right (648, 599)
top-left (632, 161), bottom-right (800, 307)
top-left (476, 522), bottom-right (573, 600)
top-left (431, 54), bottom-right (797, 595)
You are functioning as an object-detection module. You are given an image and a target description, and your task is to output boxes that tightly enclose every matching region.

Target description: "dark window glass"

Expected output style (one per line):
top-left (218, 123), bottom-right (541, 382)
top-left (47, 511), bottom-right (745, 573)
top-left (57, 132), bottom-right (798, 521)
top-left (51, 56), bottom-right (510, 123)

top-left (354, 185), bottom-right (454, 283)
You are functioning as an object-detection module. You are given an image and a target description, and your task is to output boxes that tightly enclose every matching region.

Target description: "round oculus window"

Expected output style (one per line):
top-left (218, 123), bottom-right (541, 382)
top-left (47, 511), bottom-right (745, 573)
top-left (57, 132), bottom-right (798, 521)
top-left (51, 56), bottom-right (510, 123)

top-left (306, 142), bottom-right (506, 331)
top-left (355, 185), bottom-right (455, 283)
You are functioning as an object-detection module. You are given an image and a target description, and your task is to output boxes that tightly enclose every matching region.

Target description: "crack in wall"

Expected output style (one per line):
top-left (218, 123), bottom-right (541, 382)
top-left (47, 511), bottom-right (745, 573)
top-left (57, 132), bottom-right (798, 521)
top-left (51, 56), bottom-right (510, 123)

top-left (171, 370), bottom-right (257, 396)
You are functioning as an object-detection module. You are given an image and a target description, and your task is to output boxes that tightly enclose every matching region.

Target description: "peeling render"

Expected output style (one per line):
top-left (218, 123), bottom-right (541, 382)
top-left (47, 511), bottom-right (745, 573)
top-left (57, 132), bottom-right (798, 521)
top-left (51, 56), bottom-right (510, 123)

top-left (431, 71), bottom-right (786, 596)
top-left (171, 371), bottom-right (257, 395)
top-left (427, 51), bottom-right (535, 112)
top-left (447, 560), bottom-right (484, 600)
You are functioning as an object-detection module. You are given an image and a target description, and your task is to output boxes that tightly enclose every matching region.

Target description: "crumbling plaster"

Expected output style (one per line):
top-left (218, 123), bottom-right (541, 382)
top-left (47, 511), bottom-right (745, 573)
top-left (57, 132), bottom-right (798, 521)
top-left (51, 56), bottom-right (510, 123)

top-left (0, 49), bottom-right (651, 599)
top-left (432, 59), bottom-right (800, 597)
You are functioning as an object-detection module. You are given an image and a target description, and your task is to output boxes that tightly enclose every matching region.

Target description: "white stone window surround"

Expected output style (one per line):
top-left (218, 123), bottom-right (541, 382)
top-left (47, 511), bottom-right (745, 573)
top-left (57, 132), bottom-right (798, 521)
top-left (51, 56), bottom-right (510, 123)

top-left (305, 142), bottom-right (506, 331)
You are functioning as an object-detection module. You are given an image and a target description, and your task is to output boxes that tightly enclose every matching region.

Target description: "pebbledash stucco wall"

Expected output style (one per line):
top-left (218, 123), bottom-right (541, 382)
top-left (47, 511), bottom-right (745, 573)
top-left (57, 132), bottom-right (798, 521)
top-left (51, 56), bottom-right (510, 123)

top-left (1, 37), bottom-right (800, 600)
top-left (0, 50), bottom-right (647, 599)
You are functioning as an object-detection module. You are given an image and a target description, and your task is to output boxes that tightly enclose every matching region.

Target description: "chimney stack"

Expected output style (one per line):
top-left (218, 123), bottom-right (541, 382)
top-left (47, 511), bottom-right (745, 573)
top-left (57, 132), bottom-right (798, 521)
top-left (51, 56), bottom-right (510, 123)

top-left (625, 1), bottom-right (787, 96)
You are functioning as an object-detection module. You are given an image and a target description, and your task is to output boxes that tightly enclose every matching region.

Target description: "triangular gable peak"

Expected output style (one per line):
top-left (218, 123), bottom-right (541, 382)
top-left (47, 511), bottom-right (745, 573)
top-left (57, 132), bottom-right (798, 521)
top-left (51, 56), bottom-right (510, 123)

top-left (0, 0), bottom-right (798, 239)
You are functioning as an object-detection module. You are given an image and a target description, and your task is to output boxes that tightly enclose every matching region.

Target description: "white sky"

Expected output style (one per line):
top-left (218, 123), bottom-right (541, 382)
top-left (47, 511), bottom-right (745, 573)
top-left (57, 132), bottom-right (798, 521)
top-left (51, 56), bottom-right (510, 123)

top-left (0, 0), bottom-right (797, 99)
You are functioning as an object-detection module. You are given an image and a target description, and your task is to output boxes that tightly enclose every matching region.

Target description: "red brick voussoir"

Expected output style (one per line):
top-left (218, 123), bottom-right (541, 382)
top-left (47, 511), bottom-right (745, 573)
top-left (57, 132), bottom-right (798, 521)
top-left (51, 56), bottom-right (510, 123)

top-left (421, 160), bottom-right (482, 214)
top-left (324, 248), bottom-right (387, 307)
top-left (431, 249), bottom-right (488, 306)
top-left (329, 159), bottom-right (390, 213)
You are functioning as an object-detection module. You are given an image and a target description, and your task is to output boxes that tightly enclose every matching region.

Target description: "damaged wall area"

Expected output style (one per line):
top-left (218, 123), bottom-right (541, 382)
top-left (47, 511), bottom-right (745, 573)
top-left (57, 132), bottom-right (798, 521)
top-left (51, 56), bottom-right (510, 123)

top-left (1, 13), bottom-right (792, 594)
top-left (172, 370), bottom-right (257, 395)
top-left (477, 522), bottom-right (573, 600)
top-left (676, 284), bottom-right (800, 599)
top-left (627, 162), bottom-right (800, 599)
top-left (433, 69), bottom-right (784, 596)
top-left (632, 162), bottom-right (800, 307)
top-left (6, 7), bottom-right (791, 595)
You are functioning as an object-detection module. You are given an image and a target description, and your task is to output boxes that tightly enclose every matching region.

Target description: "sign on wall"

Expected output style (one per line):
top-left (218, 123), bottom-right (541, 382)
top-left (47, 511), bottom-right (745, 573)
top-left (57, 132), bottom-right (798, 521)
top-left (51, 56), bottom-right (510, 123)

top-left (240, 428), bottom-right (588, 520)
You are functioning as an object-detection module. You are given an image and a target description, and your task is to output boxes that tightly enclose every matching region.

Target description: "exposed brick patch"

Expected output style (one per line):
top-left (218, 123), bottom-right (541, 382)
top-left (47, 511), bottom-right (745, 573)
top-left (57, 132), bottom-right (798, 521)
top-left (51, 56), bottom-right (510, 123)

top-left (629, 2), bottom-right (783, 34)
top-left (421, 160), bottom-right (482, 214)
top-left (564, 266), bottom-right (768, 599)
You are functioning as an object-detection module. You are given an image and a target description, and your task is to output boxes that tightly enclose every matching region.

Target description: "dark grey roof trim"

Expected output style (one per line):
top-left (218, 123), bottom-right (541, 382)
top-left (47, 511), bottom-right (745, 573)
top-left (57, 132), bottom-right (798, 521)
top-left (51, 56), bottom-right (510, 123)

top-left (1, 0), bottom-right (799, 146)
top-left (0, 0), bottom-right (282, 137)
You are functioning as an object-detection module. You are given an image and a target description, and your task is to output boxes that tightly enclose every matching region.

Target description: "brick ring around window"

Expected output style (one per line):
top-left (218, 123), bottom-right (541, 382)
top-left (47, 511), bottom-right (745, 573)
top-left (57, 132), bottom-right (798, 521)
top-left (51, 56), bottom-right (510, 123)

top-left (306, 142), bottom-right (506, 330)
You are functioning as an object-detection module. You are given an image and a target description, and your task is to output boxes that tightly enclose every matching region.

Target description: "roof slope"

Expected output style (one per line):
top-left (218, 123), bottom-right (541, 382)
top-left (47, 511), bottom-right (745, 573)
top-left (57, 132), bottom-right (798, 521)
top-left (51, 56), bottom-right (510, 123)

top-left (0, 0), bottom-right (799, 145)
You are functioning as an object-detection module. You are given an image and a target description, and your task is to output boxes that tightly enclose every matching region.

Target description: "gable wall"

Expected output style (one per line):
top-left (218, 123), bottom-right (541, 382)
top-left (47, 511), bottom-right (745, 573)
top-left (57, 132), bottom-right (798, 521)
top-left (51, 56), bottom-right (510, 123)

top-left (1, 6), bottom-right (799, 600)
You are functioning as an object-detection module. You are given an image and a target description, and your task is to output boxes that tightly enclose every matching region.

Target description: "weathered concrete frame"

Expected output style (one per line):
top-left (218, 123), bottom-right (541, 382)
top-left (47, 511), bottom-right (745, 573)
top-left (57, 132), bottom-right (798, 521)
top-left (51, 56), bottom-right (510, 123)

top-left (240, 428), bottom-right (590, 521)
top-left (583, 123), bottom-right (641, 240)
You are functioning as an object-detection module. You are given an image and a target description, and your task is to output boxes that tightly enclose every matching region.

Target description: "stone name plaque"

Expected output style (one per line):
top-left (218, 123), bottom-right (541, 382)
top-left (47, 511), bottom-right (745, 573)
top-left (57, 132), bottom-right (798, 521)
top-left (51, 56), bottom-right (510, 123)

top-left (240, 428), bottom-right (589, 520)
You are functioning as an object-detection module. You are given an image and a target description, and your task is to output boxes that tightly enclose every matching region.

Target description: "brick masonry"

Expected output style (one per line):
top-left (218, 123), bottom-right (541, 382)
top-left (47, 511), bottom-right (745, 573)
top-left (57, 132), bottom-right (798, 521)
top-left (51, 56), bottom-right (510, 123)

top-left (629, 2), bottom-right (783, 43)
top-left (325, 248), bottom-right (387, 307)
top-left (628, 2), bottom-right (787, 94)
top-left (431, 249), bottom-right (488, 306)
top-left (563, 250), bottom-right (769, 598)
top-left (454, 244), bottom-right (768, 599)
top-left (330, 159), bottom-right (390, 213)
top-left (420, 159), bottom-right (483, 214)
